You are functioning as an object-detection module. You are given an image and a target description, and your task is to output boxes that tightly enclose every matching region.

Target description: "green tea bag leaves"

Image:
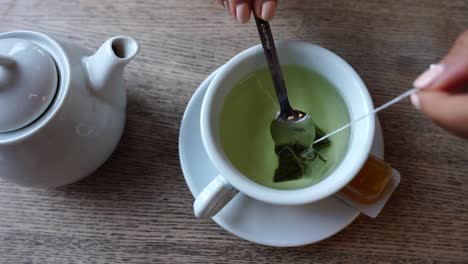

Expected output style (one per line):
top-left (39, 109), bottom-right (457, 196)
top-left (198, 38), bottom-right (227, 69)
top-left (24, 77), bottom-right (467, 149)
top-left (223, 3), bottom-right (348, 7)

top-left (271, 117), bottom-right (330, 182)
top-left (301, 145), bottom-right (327, 163)
top-left (273, 144), bottom-right (308, 182)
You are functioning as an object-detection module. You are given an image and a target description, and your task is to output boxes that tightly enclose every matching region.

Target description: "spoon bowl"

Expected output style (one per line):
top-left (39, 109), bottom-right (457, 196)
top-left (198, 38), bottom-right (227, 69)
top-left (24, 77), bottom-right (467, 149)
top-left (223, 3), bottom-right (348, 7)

top-left (270, 111), bottom-right (316, 147)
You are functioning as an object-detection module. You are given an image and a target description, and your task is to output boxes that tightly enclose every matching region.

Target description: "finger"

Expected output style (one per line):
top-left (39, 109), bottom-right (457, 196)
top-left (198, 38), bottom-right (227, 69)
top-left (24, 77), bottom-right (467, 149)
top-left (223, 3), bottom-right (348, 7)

top-left (223, 0), bottom-right (232, 16)
top-left (229, 0), bottom-right (252, 23)
top-left (414, 30), bottom-right (468, 92)
top-left (411, 90), bottom-right (468, 139)
top-left (253, 0), bottom-right (277, 21)
top-left (223, 0), bottom-right (234, 16)
top-left (217, 0), bottom-right (225, 7)
top-left (224, 0), bottom-right (235, 18)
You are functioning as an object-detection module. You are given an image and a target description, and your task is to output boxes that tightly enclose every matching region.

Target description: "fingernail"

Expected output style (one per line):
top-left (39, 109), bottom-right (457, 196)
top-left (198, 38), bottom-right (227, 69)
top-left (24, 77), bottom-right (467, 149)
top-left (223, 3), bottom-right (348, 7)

top-left (413, 64), bottom-right (444, 89)
top-left (261, 0), bottom-right (276, 21)
top-left (411, 93), bottom-right (421, 110)
top-left (235, 3), bottom-right (249, 23)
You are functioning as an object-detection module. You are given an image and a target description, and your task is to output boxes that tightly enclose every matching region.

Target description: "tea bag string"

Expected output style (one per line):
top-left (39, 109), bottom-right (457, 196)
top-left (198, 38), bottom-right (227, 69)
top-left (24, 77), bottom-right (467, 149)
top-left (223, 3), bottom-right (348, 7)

top-left (313, 87), bottom-right (423, 145)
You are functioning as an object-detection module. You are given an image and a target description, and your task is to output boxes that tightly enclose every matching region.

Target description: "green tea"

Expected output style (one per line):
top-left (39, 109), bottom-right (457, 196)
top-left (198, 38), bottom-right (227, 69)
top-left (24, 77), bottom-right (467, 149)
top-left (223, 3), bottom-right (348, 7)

top-left (219, 65), bottom-right (350, 190)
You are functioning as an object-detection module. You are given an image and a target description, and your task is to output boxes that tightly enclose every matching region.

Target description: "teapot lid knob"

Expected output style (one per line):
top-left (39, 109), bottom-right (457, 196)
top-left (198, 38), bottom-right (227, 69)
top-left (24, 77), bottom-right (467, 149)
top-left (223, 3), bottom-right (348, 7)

top-left (0, 38), bottom-right (58, 133)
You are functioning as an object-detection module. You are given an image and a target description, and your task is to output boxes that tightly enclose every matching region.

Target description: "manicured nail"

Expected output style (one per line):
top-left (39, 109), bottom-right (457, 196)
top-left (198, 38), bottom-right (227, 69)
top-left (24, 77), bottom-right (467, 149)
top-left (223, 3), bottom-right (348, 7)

top-left (261, 0), bottom-right (276, 21)
top-left (410, 93), bottom-right (421, 110)
top-left (236, 3), bottom-right (250, 23)
top-left (413, 64), bottom-right (444, 89)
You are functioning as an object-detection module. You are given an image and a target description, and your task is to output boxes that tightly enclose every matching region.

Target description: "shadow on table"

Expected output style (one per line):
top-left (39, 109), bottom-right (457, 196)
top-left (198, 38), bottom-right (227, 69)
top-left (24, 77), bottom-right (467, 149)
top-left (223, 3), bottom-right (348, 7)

top-left (57, 79), bottom-right (190, 205)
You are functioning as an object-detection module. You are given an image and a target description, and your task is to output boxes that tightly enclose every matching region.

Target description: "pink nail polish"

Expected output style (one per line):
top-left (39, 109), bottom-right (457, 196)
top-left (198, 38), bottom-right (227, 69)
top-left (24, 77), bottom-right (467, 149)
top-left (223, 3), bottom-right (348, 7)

top-left (413, 64), bottom-right (444, 89)
top-left (261, 1), bottom-right (276, 21)
top-left (236, 3), bottom-right (250, 23)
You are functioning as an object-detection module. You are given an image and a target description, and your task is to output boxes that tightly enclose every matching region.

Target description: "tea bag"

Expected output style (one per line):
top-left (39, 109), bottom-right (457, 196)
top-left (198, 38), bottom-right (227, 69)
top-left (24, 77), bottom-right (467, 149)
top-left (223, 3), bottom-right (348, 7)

top-left (271, 123), bottom-right (330, 182)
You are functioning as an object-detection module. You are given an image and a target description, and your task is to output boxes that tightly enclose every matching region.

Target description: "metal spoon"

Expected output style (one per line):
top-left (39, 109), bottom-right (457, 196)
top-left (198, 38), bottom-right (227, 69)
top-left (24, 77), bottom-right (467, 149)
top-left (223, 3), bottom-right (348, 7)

top-left (254, 15), bottom-right (316, 147)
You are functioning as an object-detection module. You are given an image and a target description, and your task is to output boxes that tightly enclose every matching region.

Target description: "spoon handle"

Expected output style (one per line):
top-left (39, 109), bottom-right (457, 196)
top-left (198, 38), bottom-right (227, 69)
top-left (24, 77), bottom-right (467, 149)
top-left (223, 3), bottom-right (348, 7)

top-left (254, 16), bottom-right (293, 118)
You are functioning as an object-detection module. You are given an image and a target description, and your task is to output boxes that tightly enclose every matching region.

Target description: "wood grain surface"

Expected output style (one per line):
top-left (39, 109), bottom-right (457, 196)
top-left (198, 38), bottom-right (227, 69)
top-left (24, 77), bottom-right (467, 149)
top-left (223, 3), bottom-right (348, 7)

top-left (1, 0), bottom-right (467, 263)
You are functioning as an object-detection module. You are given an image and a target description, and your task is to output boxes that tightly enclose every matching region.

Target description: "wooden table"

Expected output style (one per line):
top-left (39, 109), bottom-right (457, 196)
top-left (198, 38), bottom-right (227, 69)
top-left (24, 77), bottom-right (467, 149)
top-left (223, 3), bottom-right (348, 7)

top-left (1, 1), bottom-right (467, 263)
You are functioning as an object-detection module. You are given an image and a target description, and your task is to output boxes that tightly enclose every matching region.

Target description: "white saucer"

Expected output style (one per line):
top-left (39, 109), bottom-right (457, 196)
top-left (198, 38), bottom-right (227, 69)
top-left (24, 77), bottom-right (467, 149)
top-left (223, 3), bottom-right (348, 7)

top-left (179, 68), bottom-right (385, 247)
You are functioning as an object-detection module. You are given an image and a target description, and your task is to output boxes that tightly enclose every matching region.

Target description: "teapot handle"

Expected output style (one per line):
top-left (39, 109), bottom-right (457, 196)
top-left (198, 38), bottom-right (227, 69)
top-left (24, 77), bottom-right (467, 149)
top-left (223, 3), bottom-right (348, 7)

top-left (0, 55), bottom-right (15, 67)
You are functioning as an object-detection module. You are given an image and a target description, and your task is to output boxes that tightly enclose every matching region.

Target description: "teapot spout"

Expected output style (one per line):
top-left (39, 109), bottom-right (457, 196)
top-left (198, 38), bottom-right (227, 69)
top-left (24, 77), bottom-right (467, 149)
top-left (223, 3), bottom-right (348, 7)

top-left (85, 36), bottom-right (139, 92)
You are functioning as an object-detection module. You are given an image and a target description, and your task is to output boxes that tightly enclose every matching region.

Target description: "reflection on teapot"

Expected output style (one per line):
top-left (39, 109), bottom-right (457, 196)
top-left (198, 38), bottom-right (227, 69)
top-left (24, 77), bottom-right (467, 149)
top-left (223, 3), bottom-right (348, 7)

top-left (0, 31), bottom-right (139, 187)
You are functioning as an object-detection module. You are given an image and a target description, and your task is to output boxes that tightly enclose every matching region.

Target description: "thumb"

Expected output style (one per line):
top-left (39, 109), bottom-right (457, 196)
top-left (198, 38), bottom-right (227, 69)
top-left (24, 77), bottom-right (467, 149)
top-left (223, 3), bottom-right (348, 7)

top-left (413, 30), bottom-right (468, 92)
top-left (411, 91), bottom-right (468, 138)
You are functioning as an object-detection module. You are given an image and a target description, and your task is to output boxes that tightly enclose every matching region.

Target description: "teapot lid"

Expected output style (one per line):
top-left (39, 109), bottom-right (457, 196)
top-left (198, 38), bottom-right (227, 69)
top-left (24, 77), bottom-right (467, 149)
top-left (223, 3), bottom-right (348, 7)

top-left (0, 38), bottom-right (58, 133)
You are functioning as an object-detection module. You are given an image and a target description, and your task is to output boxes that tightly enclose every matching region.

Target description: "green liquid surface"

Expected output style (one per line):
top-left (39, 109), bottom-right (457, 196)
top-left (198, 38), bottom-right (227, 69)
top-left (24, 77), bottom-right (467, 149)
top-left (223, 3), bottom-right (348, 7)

top-left (219, 65), bottom-right (350, 190)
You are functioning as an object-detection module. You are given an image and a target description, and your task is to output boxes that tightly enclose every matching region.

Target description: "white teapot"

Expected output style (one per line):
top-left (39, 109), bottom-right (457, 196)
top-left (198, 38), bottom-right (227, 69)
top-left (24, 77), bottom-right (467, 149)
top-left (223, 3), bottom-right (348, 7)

top-left (0, 31), bottom-right (139, 188)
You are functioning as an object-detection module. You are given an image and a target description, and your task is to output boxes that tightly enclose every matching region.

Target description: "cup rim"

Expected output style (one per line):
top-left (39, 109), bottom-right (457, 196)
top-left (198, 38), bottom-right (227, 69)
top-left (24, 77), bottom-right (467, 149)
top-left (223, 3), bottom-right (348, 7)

top-left (201, 40), bottom-right (375, 205)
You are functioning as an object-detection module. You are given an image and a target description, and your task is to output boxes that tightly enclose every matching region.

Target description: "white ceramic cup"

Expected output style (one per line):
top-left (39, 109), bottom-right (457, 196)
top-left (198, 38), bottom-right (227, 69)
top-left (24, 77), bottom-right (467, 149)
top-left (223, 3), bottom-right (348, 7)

top-left (194, 41), bottom-right (375, 218)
